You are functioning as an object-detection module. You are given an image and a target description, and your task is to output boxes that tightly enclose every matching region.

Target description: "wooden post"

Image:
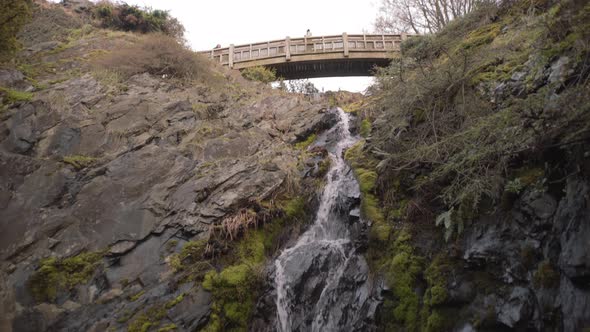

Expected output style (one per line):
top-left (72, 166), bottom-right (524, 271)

top-left (343, 32), bottom-right (349, 57)
top-left (229, 44), bottom-right (234, 68)
top-left (382, 34), bottom-right (386, 49)
top-left (249, 44), bottom-right (252, 59)
top-left (322, 36), bottom-right (325, 52)
top-left (285, 36), bottom-right (291, 61)
top-left (363, 34), bottom-right (367, 49)
top-left (401, 32), bottom-right (407, 41)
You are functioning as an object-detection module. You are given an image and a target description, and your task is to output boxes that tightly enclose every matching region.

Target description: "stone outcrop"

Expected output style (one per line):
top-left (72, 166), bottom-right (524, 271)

top-left (0, 63), bottom-right (335, 331)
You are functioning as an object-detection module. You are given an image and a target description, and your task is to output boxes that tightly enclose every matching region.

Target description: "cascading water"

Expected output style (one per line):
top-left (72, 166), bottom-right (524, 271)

top-left (274, 108), bottom-right (378, 332)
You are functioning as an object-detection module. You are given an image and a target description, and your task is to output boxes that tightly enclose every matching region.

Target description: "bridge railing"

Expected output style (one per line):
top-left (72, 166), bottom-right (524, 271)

top-left (199, 33), bottom-right (408, 68)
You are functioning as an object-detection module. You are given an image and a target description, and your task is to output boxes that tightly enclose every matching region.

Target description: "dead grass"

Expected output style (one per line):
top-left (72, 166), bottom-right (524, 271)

top-left (93, 33), bottom-right (210, 81)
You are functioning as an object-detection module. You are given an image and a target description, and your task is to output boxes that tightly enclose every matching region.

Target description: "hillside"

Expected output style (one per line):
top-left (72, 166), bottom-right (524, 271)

top-left (348, 0), bottom-right (590, 330)
top-left (0, 1), bottom-right (336, 331)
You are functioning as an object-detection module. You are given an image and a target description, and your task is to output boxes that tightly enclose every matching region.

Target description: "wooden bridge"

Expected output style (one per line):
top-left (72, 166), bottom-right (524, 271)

top-left (199, 33), bottom-right (408, 79)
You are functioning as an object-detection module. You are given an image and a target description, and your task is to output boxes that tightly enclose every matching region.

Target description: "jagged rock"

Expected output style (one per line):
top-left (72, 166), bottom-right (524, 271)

top-left (0, 70), bottom-right (33, 92)
top-left (548, 56), bottom-right (573, 85)
top-left (168, 288), bottom-right (212, 330)
top-left (497, 287), bottom-right (537, 328)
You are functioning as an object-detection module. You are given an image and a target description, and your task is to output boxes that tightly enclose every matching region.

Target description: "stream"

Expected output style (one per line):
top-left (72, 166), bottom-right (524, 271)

top-left (274, 108), bottom-right (379, 332)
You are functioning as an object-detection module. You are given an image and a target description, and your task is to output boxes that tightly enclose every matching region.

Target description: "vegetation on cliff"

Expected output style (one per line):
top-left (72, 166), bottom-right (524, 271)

top-left (351, 0), bottom-right (590, 330)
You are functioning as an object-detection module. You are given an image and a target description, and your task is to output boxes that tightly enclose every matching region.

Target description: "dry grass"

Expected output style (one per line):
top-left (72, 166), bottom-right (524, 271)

top-left (93, 33), bottom-right (209, 81)
top-left (215, 209), bottom-right (258, 241)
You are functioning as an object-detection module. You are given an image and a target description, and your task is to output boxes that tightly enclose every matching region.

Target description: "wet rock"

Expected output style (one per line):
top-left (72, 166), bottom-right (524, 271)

top-left (168, 288), bottom-right (212, 330)
top-left (497, 287), bottom-right (537, 329)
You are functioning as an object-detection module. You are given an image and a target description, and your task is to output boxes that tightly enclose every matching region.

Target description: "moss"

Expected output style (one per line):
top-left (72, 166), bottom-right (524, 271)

top-left (514, 167), bottom-right (544, 186)
top-left (0, 88), bottom-right (33, 104)
top-left (295, 133), bottom-right (317, 150)
top-left (128, 290), bottom-right (146, 302)
top-left (127, 305), bottom-right (167, 332)
top-left (359, 119), bottom-right (371, 138)
top-left (116, 309), bottom-right (133, 323)
top-left (165, 240), bottom-right (178, 252)
top-left (202, 263), bottom-right (259, 331)
top-left (345, 140), bottom-right (389, 240)
top-left (357, 169), bottom-right (377, 192)
top-left (533, 261), bottom-right (560, 289)
top-left (158, 323), bottom-right (178, 332)
top-left (317, 158), bottom-right (331, 177)
top-left (384, 230), bottom-right (424, 331)
top-left (28, 251), bottom-right (104, 302)
top-left (165, 294), bottom-right (184, 309)
top-left (62, 155), bottom-right (97, 170)
top-left (461, 23), bottom-right (502, 50)
top-left (284, 197), bottom-right (306, 219)
top-left (157, 324), bottom-right (177, 332)
top-left (425, 309), bottom-right (454, 332)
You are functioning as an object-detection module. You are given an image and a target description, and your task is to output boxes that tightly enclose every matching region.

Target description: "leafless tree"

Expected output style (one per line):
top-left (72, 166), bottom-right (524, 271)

top-left (374, 0), bottom-right (483, 34)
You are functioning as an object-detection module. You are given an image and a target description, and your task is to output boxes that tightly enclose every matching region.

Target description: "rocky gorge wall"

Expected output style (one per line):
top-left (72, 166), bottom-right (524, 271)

top-left (344, 0), bottom-right (590, 331)
top-left (0, 2), bottom-right (344, 330)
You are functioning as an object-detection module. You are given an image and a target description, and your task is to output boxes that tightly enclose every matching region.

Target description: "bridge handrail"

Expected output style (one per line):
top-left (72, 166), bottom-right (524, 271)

top-left (199, 32), bottom-right (411, 68)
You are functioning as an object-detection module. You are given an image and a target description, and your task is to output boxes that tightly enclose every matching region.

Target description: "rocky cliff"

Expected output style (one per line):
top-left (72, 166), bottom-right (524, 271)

top-left (0, 1), bottom-right (338, 331)
top-left (348, 0), bottom-right (590, 331)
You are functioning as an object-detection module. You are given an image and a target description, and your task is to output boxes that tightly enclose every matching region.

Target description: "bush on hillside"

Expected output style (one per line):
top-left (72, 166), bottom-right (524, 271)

top-left (94, 34), bottom-right (207, 81)
top-left (0, 0), bottom-right (32, 60)
top-left (94, 1), bottom-right (185, 41)
top-left (240, 66), bottom-right (277, 83)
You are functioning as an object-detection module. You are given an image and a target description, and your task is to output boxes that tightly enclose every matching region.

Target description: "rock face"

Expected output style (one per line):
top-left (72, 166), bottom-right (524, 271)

top-left (449, 176), bottom-right (590, 331)
top-left (0, 65), bottom-right (335, 331)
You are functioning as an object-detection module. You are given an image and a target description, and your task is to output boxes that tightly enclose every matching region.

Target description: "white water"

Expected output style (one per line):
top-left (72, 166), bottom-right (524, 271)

top-left (275, 108), bottom-right (361, 332)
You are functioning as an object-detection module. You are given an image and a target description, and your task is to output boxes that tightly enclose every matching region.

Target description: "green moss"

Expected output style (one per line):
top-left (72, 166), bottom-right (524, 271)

top-left (127, 305), bottom-right (167, 332)
top-left (62, 155), bottom-right (97, 170)
top-left (425, 309), bottom-right (453, 332)
top-left (0, 88), bottom-right (33, 104)
top-left (158, 323), bottom-right (178, 332)
top-left (202, 263), bottom-right (259, 331)
top-left (384, 230), bottom-right (424, 331)
top-left (345, 140), bottom-right (389, 241)
top-left (284, 197), bottom-right (306, 219)
top-left (359, 119), bottom-right (371, 138)
top-left (461, 23), bottom-right (501, 50)
top-left (157, 324), bottom-right (177, 332)
top-left (128, 290), bottom-right (146, 302)
top-left (165, 294), bottom-right (184, 309)
top-left (317, 158), bottom-right (331, 177)
top-left (357, 169), bottom-right (377, 192)
top-left (28, 251), bottom-right (104, 302)
top-left (295, 133), bottom-right (317, 150)
top-left (533, 261), bottom-right (560, 289)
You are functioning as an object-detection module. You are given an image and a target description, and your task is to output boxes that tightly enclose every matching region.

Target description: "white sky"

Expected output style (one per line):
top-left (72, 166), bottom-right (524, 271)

top-left (119, 0), bottom-right (381, 92)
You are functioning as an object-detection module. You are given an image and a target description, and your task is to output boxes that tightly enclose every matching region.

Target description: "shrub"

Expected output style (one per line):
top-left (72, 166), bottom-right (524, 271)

top-left (93, 1), bottom-right (185, 41)
top-left (240, 66), bottom-right (277, 83)
top-left (93, 34), bottom-right (208, 81)
top-left (0, 0), bottom-right (32, 60)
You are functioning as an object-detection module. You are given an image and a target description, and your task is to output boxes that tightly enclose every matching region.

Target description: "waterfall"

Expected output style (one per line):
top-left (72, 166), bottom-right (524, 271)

top-left (274, 108), bottom-right (376, 332)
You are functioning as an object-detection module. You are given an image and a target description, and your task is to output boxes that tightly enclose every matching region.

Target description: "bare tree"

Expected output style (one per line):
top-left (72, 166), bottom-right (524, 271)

top-left (374, 0), bottom-right (482, 34)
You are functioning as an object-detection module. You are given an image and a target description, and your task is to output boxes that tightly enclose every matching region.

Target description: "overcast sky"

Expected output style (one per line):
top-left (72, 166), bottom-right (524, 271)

top-left (121, 0), bottom-right (381, 92)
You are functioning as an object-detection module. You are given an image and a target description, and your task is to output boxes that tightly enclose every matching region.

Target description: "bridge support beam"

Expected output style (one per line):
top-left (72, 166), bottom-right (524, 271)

top-left (229, 44), bottom-right (234, 68)
top-left (285, 36), bottom-right (291, 61)
top-left (343, 32), bottom-right (349, 57)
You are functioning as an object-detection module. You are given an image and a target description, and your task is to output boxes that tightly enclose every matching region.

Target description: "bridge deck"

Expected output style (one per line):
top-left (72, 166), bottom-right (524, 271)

top-left (198, 33), bottom-right (408, 78)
